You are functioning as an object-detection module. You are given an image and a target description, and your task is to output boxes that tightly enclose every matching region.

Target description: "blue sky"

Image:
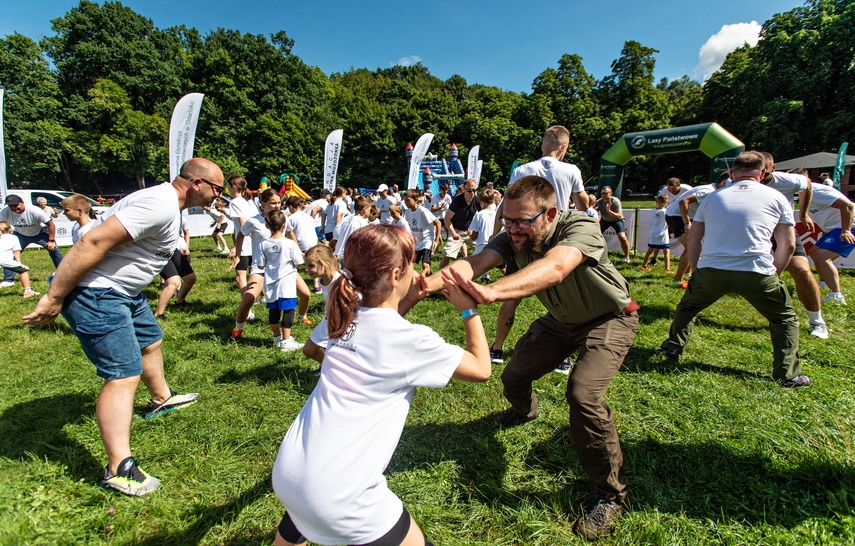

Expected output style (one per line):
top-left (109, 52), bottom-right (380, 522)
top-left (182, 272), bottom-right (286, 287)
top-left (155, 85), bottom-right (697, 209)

top-left (1, 0), bottom-right (803, 92)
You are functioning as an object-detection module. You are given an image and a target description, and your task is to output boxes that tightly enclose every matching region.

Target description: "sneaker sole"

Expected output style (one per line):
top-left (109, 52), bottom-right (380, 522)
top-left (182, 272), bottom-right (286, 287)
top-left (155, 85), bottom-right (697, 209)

top-left (100, 476), bottom-right (161, 496)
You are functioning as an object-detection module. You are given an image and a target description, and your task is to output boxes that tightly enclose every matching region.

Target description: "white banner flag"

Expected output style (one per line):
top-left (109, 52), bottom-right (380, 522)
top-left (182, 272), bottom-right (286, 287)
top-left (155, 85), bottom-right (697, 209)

top-left (323, 129), bottom-right (343, 192)
top-left (407, 133), bottom-right (434, 190)
top-left (169, 93), bottom-right (204, 181)
top-left (475, 159), bottom-right (483, 185)
top-left (0, 89), bottom-right (7, 202)
top-left (467, 145), bottom-right (479, 186)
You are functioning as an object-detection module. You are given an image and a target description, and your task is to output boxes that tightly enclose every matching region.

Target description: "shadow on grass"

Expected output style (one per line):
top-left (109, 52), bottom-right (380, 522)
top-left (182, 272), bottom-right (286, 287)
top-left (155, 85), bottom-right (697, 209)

top-left (0, 392), bottom-right (99, 482)
top-left (622, 347), bottom-right (771, 381)
top-left (623, 437), bottom-right (855, 526)
top-left (133, 478), bottom-right (273, 546)
top-left (216, 361), bottom-right (319, 395)
top-left (390, 415), bottom-right (511, 504)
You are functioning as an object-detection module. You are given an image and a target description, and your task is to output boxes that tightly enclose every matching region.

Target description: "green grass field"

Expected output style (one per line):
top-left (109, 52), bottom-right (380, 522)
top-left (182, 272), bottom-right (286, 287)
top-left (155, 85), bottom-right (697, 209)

top-left (1, 236), bottom-right (853, 545)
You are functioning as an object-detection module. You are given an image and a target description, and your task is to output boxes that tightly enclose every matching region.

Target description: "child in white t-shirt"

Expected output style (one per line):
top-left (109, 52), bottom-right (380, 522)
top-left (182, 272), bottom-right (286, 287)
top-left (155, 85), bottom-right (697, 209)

top-left (0, 221), bottom-right (38, 298)
top-left (586, 193), bottom-right (599, 220)
top-left (301, 245), bottom-right (341, 365)
top-left (386, 203), bottom-right (410, 232)
top-left (259, 210), bottom-right (305, 352)
top-left (271, 224), bottom-right (491, 546)
top-left (60, 193), bottom-right (98, 244)
top-left (641, 193), bottom-right (671, 272)
top-left (203, 198), bottom-right (231, 254)
top-left (402, 189), bottom-right (441, 276)
top-left (468, 189), bottom-right (499, 283)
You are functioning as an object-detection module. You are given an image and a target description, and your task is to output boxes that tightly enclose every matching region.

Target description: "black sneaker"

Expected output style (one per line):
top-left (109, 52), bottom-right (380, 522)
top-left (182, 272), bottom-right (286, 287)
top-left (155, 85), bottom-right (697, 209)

top-left (657, 347), bottom-right (680, 363)
top-left (100, 457), bottom-right (161, 496)
top-left (554, 356), bottom-right (574, 374)
top-left (781, 374), bottom-right (812, 388)
top-left (575, 499), bottom-right (624, 540)
top-left (496, 406), bottom-right (538, 428)
top-left (490, 348), bottom-right (504, 364)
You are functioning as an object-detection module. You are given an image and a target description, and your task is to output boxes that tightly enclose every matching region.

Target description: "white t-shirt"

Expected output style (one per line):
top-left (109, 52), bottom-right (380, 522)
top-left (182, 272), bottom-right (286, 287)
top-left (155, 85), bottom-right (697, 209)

top-left (228, 196), bottom-right (259, 256)
top-left (0, 204), bottom-right (52, 237)
top-left (325, 199), bottom-right (349, 234)
top-left (258, 237), bottom-right (304, 301)
top-left (333, 215), bottom-right (368, 258)
top-left (767, 171), bottom-right (809, 210)
top-left (694, 181), bottom-right (794, 275)
top-left (71, 220), bottom-right (98, 244)
top-left (430, 192), bottom-right (453, 220)
top-left (403, 206), bottom-right (436, 251)
top-left (510, 156), bottom-right (584, 211)
top-left (287, 210), bottom-right (318, 252)
top-left (240, 214), bottom-right (272, 271)
top-left (0, 232), bottom-right (23, 269)
top-left (375, 197), bottom-right (396, 223)
top-left (306, 199), bottom-right (329, 228)
top-left (665, 183), bottom-right (717, 219)
top-left (666, 184), bottom-right (694, 206)
top-left (308, 271), bottom-right (341, 349)
top-left (469, 208), bottom-right (497, 253)
top-left (79, 183), bottom-right (181, 296)
top-left (807, 183), bottom-right (852, 232)
top-left (648, 208), bottom-right (669, 246)
top-left (272, 307), bottom-right (463, 545)
top-left (386, 216), bottom-right (410, 232)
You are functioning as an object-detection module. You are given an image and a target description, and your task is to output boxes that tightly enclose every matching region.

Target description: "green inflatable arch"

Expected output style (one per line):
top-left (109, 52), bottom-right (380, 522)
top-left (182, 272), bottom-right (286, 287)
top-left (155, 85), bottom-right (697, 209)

top-left (598, 122), bottom-right (744, 195)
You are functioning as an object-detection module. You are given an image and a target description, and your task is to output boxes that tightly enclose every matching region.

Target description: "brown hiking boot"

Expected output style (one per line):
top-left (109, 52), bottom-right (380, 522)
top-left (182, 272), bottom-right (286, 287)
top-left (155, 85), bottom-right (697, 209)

top-left (575, 499), bottom-right (624, 540)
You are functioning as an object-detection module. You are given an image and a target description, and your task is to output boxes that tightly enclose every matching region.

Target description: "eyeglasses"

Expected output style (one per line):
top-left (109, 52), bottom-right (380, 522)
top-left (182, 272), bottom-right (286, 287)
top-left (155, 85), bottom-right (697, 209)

top-left (198, 177), bottom-right (224, 197)
top-left (500, 210), bottom-right (546, 230)
top-left (465, 188), bottom-right (476, 193)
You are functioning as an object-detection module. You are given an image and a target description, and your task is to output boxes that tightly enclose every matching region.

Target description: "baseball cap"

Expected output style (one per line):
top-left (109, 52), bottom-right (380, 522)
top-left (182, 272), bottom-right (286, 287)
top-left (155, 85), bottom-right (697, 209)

top-left (4, 194), bottom-right (23, 205)
top-left (320, 189), bottom-right (332, 197)
top-left (377, 184), bottom-right (389, 192)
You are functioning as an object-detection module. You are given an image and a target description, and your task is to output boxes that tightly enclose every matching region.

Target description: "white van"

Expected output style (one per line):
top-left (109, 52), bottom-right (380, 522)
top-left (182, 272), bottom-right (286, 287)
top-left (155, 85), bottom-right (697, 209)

top-left (5, 189), bottom-right (111, 216)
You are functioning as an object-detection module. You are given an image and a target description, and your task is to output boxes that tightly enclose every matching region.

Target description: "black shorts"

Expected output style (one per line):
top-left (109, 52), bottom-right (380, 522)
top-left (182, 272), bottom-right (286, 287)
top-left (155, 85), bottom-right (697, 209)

top-left (415, 248), bottom-right (433, 265)
top-left (160, 249), bottom-right (193, 279)
top-left (213, 222), bottom-right (229, 234)
top-left (278, 507), bottom-right (411, 546)
top-left (771, 234), bottom-right (807, 258)
top-left (235, 255), bottom-right (251, 272)
top-left (666, 215), bottom-right (686, 239)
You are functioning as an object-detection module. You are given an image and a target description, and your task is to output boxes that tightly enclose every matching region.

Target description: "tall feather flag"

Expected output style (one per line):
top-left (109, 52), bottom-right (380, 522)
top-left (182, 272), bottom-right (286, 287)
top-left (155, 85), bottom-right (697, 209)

top-left (169, 93), bottom-right (204, 182)
top-left (475, 159), bottom-right (483, 185)
top-left (467, 145), bottom-right (479, 185)
top-left (0, 89), bottom-right (7, 202)
top-left (324, 129), bottom-right (344, 192)
top-left (833, 142), bottom-right (848, 191)
top-left (407, 133), bottom-right (434, 190)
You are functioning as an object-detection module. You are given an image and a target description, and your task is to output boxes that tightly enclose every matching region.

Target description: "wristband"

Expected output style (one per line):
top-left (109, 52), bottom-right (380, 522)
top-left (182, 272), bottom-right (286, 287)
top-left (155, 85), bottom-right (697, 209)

top-left (47, 239), bottom-right (55, 243)
top-left (461, 308), bottom-right (479, 319)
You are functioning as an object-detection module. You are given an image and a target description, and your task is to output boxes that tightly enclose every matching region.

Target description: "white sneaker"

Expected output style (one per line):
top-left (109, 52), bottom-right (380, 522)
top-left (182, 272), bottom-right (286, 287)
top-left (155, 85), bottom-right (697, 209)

top-left (0, 281), bottom-right (14, 288)
top-left (23, 289), bottom-right (40, 298)
top-left (279, 337), bottom-right (304, 352)
top-left (247, 310), bottom-right (256, 321)
top-left (821, 293), bottom-right (847, 305)
top-left (623, 257), bottom-right (631, 263)
top-left (809, 322), bottom-right (829, 339)
top-left (220, 249), bottom-right (230, 255)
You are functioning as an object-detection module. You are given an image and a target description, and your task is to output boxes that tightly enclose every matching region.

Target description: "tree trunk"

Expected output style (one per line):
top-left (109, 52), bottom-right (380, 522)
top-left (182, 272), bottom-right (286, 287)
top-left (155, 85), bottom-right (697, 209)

top-left (136, 173), bottom-right (146, 189)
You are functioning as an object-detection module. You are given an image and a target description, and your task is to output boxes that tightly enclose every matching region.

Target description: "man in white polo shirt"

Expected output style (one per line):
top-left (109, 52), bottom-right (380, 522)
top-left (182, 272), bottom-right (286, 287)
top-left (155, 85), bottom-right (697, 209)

top-left (0, 194), bottom-right (63, 286)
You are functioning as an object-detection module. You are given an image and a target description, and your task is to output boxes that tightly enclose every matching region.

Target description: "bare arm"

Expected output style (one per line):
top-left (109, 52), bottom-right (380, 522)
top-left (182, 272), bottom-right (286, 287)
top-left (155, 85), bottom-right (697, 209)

top-left (448, 245), bottom-right (585, 305)
top-left (571, 190), bottom-right (589, 212)
top-left (831, 199), bottom-right (855, 244)
top-left (687, 220), bottom-right (705, 272)
top-left (444, 210), bottom-right (459, 239)
top-left (491, 200), bottom-right (504, 240)
top-left (45, 220), bottom-right (57, 251)
top-left (679, 197), bottom-right (695, 226)
top-left (772, 223), bottom-right (796, 274)
top-left (432, 219), bottom-right (441, 249)
top-left (22, 216), bottom-right (133, 325)
top-left (442, 270), bottom-right (490, 382)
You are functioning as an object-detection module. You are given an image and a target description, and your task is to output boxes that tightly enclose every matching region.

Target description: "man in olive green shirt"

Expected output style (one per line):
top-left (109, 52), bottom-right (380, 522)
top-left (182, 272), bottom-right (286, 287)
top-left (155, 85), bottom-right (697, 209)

top-left (407, 176), bottom-right (638, 540)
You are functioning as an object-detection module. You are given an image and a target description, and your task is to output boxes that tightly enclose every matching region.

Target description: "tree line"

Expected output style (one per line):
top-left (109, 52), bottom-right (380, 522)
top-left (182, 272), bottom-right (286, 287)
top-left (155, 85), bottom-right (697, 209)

top-left (0, 0), bottom-right (852, 196)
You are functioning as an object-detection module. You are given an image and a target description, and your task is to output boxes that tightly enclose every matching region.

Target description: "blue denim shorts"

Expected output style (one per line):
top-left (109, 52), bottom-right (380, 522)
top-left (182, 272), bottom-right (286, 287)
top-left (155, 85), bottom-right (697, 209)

top-left (61, 287), bottom-right (162, 380)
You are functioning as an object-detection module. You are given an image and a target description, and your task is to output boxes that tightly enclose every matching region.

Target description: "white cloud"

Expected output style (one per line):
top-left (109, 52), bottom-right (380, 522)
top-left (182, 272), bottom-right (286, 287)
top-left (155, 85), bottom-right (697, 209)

top-left (394, 55), bottom-right (422, 67)
top-left (695, 21), bottom-right (762, 80)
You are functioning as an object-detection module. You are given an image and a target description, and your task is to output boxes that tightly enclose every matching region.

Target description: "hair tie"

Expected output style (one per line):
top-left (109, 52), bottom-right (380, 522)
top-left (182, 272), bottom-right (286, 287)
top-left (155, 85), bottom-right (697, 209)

top-left (341, 268), bottom-right (353, 281)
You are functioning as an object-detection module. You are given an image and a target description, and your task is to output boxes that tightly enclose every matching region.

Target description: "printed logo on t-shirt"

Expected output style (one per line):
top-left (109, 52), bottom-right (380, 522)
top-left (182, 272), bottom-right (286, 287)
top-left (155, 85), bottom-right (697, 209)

top-left (341, 322), bottom-right (356, 341)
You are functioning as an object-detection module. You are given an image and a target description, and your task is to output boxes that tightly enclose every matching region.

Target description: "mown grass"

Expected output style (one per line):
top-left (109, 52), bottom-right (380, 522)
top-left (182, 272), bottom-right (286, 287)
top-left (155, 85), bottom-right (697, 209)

top-left (0, 238), bottom-right (853, 545)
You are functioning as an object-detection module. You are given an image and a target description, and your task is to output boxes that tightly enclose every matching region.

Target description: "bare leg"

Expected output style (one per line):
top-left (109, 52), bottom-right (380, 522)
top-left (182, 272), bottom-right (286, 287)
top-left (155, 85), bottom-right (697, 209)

top-left (641, 249), bottom-right (653, 268)
top-left (811, 248), bottom-right (842, 292)
top-left (140, 340), bottom-right (171, 403)
top-left (618, 233), bottom-right (631, 259)
top-left (155, 276), bottom-right (180, 316)
top-left (664, 248), bottom-right (671, 271)
top-left (296, 275), bottom-right (310, 316)
top-left (493, 299), bottom-right (521, 350)
top-left (236, 274), bottom-right (263, 323)
top-left (674, 234), bottom-right (690, 280)
top-left (786, 256), bottom-right (821, 312)
top-left (175, 273), bottom-right (196, 304)
top-left (97, 375), bottom-right (140, 473)
top-left (235, 268), bottom-right (247, 290)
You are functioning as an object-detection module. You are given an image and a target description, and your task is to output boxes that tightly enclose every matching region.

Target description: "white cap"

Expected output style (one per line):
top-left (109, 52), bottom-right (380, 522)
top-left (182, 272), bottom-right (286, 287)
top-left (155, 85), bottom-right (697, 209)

top-left (377, 184), bottom-right (389, 192)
